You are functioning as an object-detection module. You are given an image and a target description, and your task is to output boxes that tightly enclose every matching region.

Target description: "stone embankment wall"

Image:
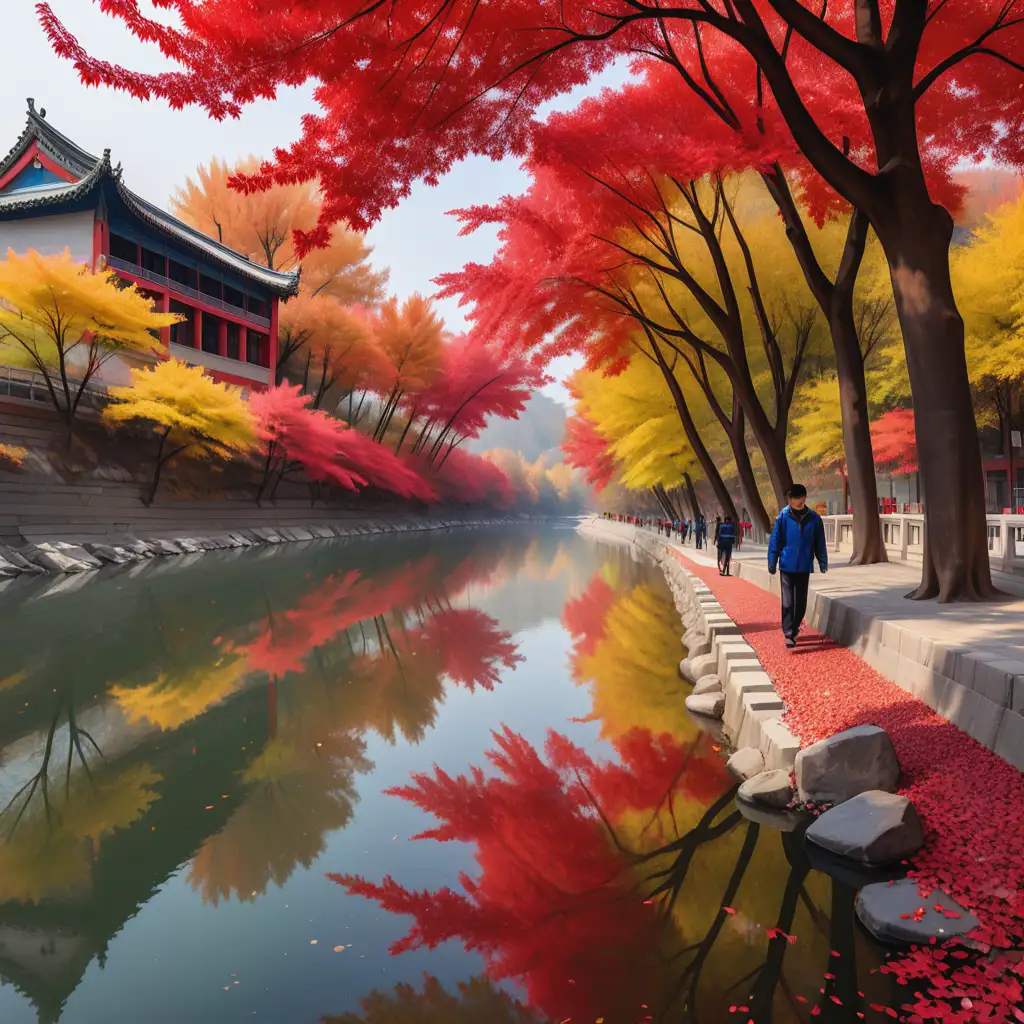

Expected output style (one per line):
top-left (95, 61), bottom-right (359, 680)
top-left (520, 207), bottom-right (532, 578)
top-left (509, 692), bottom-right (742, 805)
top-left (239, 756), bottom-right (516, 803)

top-left (579, 515), bottom-right (802, 769)
top-left (0, 514), bottom-right (537, 586)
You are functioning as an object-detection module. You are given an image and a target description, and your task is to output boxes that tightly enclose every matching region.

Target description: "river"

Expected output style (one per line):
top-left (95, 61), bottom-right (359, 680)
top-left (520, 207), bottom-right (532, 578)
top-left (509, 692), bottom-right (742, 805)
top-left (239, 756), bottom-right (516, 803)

top-left (0, 522), bottom-right (900, 1023)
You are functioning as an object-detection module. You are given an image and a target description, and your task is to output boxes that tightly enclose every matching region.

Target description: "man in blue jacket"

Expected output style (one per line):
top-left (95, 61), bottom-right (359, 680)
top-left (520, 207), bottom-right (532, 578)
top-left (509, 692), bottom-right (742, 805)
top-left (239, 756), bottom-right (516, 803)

top-left (768, 484), bottom-right (828, 648)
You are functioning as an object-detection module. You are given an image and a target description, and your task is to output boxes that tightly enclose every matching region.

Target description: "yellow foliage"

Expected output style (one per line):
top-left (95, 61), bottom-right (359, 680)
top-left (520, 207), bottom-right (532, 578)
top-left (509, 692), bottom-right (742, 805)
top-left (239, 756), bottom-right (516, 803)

top-left (104, 358), bottom-right (257, 461)
top-left (0, 443), bottom-right (28, 468)
top-left (110, 651), bottom-right (252, 731)
top-left (953, 192), bottom-right (1024, 386)
top-left (374, 294), bottom-right (446, 394)
top-left (0, 762), bottom-right (162, 904)
top-left (172, 156), bottom-right (388, 303)
top-left (0, 249), bottom-right (179, 430)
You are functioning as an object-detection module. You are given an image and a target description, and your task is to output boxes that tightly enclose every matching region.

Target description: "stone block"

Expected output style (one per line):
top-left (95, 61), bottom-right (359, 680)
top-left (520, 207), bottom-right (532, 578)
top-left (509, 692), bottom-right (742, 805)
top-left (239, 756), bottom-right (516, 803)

top-left (0, 545), bottom-right (44, 574)
top-left (898, 628), bottom-right (923, 666)
top-left (947, 686), bottom-right (1004, 749)
top-left (738, 769), bottom-right (793, 809)
top-left (692, 675), bottom-right (723, 696)
top-left (856, 878), bottom-right (978, 946)
top-left (708, 621), bottom-right (742, 643)
top-left (895, 654), bottom-right (927, 697)
top-left (806, 791), bottom-right (922, 866)
top-left (795, 725), bottom-right (899, 805)
top-left (866, 642), bottom-right (900, 683)
top-left (737, 690), bottom-right (786, 747)
top-left (289, 527), bottom-right (315, 542)
top-left (727, 747), bottom-right (765, 781)
top-left (685, 692), bottom-right (724, 719)
top-left (724, 670), bottom-right (775, 725)
top-left (724, 659), bottom-right (763, 686)
top-left (759, 718), bottom-right (801, 771)
top-left (679, 653), bottom-right (717, 684)
top-left (881, 619), bottom-right (902, 653)
top-left (994, 711), bottom-right (1024, 771)
top-left (716, 642), bottom-right (756, 681)
top-left (976, 658), bottom-right (1024, 710)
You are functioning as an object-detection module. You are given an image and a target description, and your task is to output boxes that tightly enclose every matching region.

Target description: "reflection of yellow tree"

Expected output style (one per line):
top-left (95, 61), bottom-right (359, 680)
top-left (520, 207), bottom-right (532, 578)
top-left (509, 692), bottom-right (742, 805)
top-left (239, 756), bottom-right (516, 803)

top-left (575, 582), bottom-right (692, 742)
top-left (323, 975), bottom-right (542, 1024)
top-left (109, 652), bottom-right (251, 731)
top-left (0, 762), bottom-right (161, 903)
top-left (187, 728), bottom-right (370, 906)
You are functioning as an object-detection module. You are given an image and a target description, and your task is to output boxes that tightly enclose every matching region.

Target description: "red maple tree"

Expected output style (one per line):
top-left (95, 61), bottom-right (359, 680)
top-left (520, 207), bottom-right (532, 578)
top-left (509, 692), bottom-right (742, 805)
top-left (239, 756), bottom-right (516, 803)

top-left (871, 407), bottom-right (919, 476)
top-left (249, 383), bottom-right (435, 503)
top-left (43, 0), bottom-right (1023, 599)
top-left (562, 414), bottom-right (617, 492)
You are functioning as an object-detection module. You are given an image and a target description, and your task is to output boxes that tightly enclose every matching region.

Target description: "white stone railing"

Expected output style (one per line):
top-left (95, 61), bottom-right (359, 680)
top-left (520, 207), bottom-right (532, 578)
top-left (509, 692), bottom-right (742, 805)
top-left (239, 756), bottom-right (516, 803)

top-left (822, 512), bottom-right (1024, 575)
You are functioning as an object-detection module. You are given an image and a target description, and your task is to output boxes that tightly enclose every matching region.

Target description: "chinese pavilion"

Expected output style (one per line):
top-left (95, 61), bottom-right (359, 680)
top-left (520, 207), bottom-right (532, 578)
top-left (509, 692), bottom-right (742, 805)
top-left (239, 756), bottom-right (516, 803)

top-left (0, 99), bottom-right (299, 390)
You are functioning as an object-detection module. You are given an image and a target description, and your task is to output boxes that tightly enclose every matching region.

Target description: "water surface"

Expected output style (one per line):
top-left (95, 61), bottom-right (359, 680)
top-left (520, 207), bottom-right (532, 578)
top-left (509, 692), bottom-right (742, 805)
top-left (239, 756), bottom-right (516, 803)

top-left (0, 524), bottom-right (900, 1023)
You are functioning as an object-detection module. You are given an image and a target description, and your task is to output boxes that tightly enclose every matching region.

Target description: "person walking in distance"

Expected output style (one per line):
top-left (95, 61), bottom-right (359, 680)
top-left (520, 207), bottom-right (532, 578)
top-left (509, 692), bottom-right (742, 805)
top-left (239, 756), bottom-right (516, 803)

top-left (717, 515), bottom-right (736, 575)
top-left (768, 484), bottom-right (828, 649)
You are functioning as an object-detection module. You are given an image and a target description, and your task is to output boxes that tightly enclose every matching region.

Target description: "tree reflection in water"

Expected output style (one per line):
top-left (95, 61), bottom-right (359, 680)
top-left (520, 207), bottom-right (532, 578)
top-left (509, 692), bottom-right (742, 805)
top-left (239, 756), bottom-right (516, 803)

top-left (338, 565), bottom-right (900, 1023)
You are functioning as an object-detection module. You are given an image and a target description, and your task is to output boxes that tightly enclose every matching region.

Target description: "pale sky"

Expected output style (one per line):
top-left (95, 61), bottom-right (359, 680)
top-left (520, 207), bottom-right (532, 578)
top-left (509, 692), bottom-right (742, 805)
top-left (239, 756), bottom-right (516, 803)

top-left (3, 1), bottom-right (624, 403)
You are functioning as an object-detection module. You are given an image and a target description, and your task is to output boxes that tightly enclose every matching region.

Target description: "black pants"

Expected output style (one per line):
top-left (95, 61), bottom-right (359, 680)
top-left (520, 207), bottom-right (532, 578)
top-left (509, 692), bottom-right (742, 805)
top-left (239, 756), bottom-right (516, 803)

top-left (717, 541), bottom-right (733, 574)
top-left (780, 571), bottom-right (810, 639)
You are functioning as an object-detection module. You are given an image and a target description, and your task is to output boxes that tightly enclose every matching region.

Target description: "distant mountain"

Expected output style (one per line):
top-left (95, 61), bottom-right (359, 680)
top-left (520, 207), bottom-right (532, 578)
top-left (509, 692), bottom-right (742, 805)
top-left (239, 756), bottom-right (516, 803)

top-left (468, 392), bottom-right (567, 463)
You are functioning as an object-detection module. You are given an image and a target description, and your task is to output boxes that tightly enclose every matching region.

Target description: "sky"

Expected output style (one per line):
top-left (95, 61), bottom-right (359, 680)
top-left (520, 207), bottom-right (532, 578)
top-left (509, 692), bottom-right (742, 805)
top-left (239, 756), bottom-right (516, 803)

top-left (2, 2), bottom-right (629, 404)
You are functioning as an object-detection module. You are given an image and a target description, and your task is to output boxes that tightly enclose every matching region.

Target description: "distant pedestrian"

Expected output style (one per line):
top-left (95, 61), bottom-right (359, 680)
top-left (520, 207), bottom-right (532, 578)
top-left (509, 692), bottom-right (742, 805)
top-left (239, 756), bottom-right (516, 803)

top-left (768, 484), bottom-right (828, 649)
top-left (717, 515), bottom-right (736, 576)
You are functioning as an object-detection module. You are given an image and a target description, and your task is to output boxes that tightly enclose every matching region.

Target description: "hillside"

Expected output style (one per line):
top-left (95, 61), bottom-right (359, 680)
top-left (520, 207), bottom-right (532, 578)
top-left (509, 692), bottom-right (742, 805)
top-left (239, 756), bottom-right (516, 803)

top-left (468, 392), bottom-right (567, 463)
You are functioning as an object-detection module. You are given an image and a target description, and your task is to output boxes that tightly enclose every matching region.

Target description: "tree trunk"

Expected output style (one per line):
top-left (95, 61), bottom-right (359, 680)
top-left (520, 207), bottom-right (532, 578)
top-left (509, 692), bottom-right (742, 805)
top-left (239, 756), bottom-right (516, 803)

top-left (652, 343), bottom-right (739, 522)
top-left (729, 399), bottom-right (771, 534)
top-left (875, 203), bottom-right (995, 601)
top-left (682, 472), bottom-right (701, 519)
top-left (830, 308), bottom-right (887, 565)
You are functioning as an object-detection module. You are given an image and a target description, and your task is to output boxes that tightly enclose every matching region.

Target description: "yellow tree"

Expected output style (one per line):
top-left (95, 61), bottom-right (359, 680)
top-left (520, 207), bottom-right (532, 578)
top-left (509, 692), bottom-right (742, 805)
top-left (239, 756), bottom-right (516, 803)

top-left (172, 156), bottom-right (389, 380)
top-left (953, 193), bottom-right (1024, 494)
top-left (278, 292), bottom-right (391, 411)
top-left (104, 359), bottom-right (257, 504)
top-left (371, 294), bottom-right (445, 438)
top-left (0, 249), bottom-right (179, 440)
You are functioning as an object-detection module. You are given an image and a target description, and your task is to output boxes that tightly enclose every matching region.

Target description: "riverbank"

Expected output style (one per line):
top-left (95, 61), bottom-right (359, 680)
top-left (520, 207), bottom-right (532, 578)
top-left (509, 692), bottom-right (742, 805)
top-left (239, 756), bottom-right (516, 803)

top-left (580, 514), bottom-right (1024, 1020)
top-left (0, 512), bottom-right (540, 588)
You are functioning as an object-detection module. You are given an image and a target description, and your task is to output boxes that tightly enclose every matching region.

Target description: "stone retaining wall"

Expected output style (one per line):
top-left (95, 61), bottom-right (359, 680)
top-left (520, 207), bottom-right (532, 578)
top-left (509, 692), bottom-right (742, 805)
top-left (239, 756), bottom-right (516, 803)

top-left (579, 516), bottom-right (802, 768)
top-left (581, 515), bottom-right (1024, 775)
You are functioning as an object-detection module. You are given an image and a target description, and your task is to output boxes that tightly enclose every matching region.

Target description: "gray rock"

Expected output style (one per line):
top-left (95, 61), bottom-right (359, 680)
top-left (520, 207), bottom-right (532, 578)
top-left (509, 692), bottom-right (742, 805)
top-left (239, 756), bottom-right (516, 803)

top-left (252, 528), bottom-right (283, 544)
top-left (0, 554), bottom-right (21, 578)
top-left (679, 653), bottom-right (717, 684)
top-left (122, 537), bottom-right (155, 558)
top-left (83, 542), bottom-right (134, 565)
top-left (738, 769), bottom-right (794, 808)
top-left (20, 544), bottom-right (90, 574)
top-left (290, 527), bottom-right (315, 542)
top-left (0, 545), bottom-right (44, 574)
top-left (685, 637), bottom-right (712, 658)
top-left (736, 797), bottom-right (805, 832)
top-left (148, 538), bottom-right (183, 556)
top-left (805, 791), bottom-right (923, 866)
top-left (795, 724), bottom-right (900, 805)
top-left (727, 746), bottom-right (765, 781)
top-left (692, 674), bottom-right (723, 696)
top-left (212, 534), bottom-right (241, 549)
top-left (176, 538), bottom-right (205, 554)
top-left (310, 525), bottom-right (336, 539)
top-left (685, 692), bottom-right (725, 719)
top-left (47, 542), bottom-right (104, 569)
top-left (228, 532), bottom-right (254, 547)
top-left (855, 878), bottom-right (979, 946)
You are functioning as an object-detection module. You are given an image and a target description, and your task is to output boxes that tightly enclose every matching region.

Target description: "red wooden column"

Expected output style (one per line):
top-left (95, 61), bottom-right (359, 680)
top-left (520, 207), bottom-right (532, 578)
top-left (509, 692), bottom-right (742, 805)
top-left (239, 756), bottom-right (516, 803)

top-left (268, 296), bottom-right (279, 380)
top-left (218, 318), bottom-right (228, 358)
top-left (239, 326), bottom-right (248, 364)
top-left (192, 308), bottom-right (202, 350)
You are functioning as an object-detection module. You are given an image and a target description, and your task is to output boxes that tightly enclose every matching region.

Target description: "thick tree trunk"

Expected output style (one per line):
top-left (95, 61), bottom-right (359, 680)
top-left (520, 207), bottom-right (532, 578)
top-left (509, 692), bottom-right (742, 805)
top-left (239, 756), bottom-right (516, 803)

top-left (737, 385), bottom-right (793, 506)
top-left (830, 309), bottom-right (887, 565)
top-left (875, 204), bottom-right (995, 601)
top-left (728, 400), bottom-right (771, 534)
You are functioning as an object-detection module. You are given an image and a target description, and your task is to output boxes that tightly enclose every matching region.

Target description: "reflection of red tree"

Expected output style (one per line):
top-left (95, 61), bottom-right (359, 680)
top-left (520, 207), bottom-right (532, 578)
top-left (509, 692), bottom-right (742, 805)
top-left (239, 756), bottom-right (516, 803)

top-left (561, 574), bottom-right (617, 661)
top-left (336, 727), bottom-right (681, 1024)
top-left (422, 608), bottom-right (522, 690)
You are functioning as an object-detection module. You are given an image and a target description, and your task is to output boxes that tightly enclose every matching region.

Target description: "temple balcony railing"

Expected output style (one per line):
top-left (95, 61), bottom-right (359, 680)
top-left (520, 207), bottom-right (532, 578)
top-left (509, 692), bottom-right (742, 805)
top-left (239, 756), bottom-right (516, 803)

top-left (107, 256), bottom-right (272, 329)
